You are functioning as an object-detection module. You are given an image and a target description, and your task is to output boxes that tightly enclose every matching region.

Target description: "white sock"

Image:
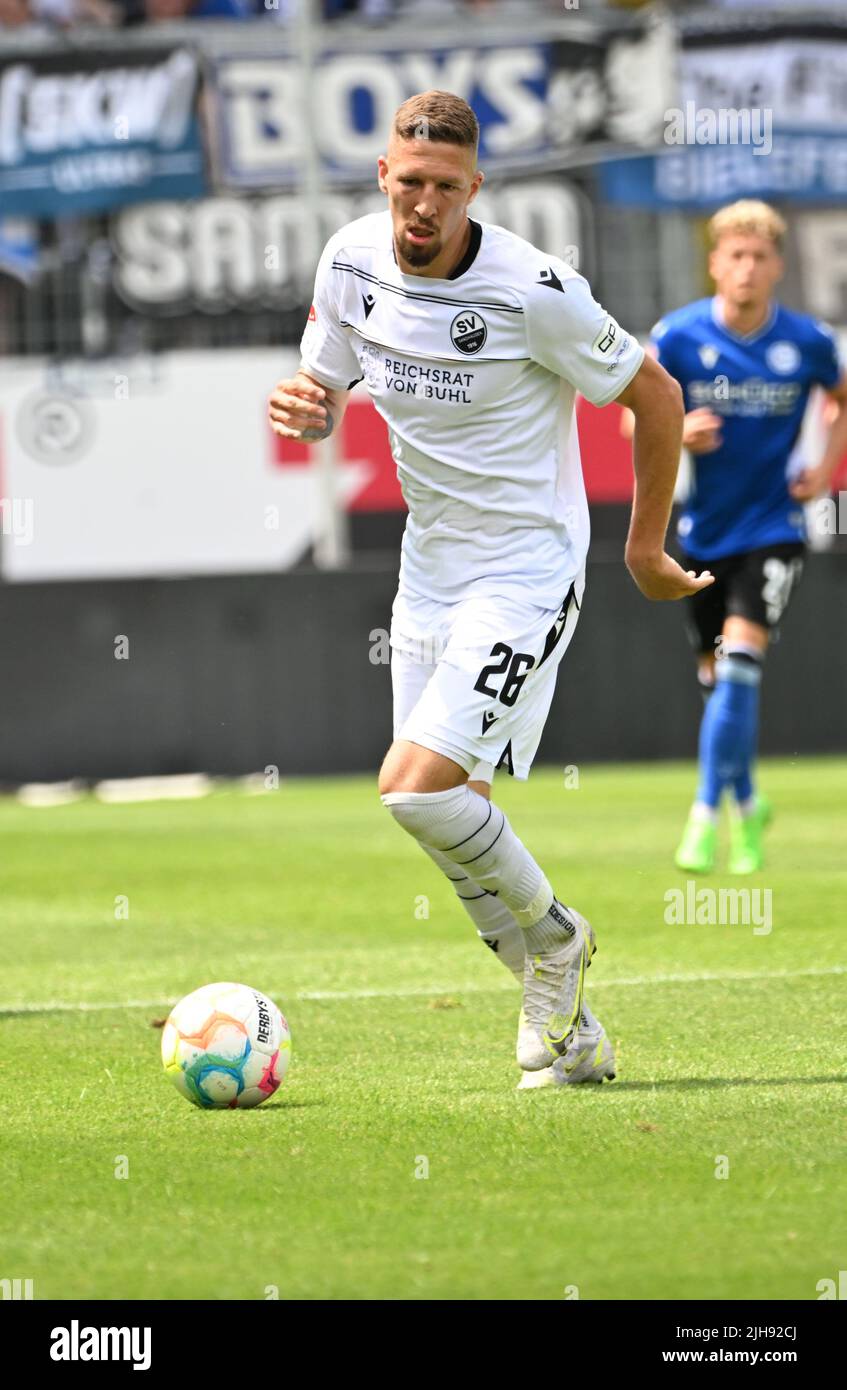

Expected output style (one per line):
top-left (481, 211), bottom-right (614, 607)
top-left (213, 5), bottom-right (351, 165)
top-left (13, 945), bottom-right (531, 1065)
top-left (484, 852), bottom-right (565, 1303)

top-left (381, 784), bottom-right (575, 951)
top-left (736, 796), bottom-right (757, 818)
top-left (691, 801), bottom-right (718, 825)
top-left (421, 841), bottom-right (599, 1030)
top-left (421, 844), bottom-right (526, 982)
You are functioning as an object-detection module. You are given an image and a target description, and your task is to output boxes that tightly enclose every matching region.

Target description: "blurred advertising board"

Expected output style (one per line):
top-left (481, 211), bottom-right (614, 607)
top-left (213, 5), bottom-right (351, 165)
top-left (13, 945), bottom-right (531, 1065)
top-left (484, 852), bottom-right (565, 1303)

top-left (0, 47), bottom-right (206, 219)
top-left (601, 14), bottom-right (847, 208)
top-left (0, 349), bottom-right (361, 580)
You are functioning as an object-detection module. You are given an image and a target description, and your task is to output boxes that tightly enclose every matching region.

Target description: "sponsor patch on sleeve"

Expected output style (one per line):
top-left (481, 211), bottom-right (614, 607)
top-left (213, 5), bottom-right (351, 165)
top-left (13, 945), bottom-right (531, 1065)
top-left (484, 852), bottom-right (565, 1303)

top-left (605, 335), bottom-right (632, 373)
top-left (592, 317), bottom-right (620, 358)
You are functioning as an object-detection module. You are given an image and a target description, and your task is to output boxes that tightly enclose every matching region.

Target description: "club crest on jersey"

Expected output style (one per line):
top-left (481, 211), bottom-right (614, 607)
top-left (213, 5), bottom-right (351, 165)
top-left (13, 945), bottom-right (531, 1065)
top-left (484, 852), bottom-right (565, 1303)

top-left (766, 341), bottom-right (801, 374)
top-left (307, 304), bottom-right (316, 322)
top-left (698, 344), bottom-right (719, 370)
top-left (450, 311), bottom-right (487, 355)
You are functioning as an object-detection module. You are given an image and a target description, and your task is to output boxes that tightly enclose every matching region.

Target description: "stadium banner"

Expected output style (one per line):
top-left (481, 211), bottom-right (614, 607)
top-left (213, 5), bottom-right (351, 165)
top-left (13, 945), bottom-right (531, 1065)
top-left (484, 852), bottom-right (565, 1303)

top-left (600, 19), bottom-right (847, 208)
top-left (108, 179), bottom-right (588, 313)
top-left (0, 47), bottom-right (206, 219)
top-left (208, 15), bottom-right (674, 191)
top-left (0, 347), bottom-right (636, 583)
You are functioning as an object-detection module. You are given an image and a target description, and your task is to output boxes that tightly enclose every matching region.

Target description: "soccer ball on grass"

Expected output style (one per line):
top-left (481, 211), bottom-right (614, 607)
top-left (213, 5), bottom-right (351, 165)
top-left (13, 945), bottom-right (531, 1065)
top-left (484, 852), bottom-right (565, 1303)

top-left (161, 981), bottom-right (291, 1109)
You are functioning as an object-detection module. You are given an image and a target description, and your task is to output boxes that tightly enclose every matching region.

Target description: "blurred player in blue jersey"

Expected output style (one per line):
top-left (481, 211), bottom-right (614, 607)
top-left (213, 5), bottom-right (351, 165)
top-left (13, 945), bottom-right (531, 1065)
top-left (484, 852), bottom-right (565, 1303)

top-left (639, 201), bottom-right (847, 872)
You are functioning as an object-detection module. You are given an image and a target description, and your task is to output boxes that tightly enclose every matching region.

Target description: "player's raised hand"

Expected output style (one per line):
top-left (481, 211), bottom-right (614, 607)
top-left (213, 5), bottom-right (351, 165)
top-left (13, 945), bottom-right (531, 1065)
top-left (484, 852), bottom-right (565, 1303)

top-left (682, 407), bottom-right (723, 454)
top-left (625, 549), bottom-right (714, 601)
top-left (268, 372), bottom-right (330, 441)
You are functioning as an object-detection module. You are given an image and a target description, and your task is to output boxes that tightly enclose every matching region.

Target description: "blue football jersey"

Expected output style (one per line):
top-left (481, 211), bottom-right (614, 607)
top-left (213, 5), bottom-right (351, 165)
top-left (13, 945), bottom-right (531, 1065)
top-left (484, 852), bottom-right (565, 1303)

top-left (651, 297), bottom-right (842, 561)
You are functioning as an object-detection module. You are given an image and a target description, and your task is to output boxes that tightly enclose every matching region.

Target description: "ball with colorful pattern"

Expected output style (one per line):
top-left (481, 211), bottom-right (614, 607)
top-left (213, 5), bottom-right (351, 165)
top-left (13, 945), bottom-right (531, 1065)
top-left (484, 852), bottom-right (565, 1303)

top-left (161, 982), bottom-right (291, 1108)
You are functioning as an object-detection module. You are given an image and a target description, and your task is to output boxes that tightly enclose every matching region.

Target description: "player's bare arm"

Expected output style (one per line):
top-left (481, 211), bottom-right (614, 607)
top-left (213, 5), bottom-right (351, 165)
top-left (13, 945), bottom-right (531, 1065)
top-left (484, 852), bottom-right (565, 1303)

top-left (789, 373), bottom-right (847, 500)
top-left (268, 368), bottom-right (351, 442)
top-left (621, 396), bottom-right (725, 453)
top-left (621, 401), bottom-right (723, 454)
top-left (615, 354), bottom-right (714, 600)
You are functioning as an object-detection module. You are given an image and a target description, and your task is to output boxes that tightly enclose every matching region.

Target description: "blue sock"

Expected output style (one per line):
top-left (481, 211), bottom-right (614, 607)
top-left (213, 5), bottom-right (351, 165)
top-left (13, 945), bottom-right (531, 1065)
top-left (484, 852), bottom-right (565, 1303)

top-left (695, 652), bottom-right (762, 809)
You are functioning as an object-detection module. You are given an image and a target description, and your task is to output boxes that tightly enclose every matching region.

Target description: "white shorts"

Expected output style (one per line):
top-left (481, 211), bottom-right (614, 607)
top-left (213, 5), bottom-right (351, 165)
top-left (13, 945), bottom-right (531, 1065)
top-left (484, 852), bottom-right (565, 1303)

top-left (389, 575), bottom-right (585, 783)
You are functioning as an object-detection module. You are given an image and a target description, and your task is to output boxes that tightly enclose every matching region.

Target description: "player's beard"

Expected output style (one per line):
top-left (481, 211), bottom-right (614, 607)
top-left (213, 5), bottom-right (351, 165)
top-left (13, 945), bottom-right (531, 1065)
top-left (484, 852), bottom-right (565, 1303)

top-left (397, 228), bottom-right (441, 267)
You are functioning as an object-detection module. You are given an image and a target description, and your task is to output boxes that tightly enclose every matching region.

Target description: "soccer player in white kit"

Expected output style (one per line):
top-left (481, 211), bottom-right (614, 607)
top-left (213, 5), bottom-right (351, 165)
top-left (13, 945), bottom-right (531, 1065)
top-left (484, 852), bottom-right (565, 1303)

top-left (269, 91), bottom-right (713, 1088)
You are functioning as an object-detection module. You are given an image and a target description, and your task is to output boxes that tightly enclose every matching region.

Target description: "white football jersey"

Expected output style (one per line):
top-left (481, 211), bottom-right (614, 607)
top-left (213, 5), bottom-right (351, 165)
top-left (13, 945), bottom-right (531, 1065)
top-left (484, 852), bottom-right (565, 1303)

top-left (299, 209), bottom-right (643, 610)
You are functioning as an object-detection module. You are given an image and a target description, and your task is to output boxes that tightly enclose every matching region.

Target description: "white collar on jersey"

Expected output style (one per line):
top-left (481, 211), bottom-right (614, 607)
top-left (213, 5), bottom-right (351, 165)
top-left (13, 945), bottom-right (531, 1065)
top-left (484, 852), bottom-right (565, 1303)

top-left (711, 295), bottom-right (778, 344)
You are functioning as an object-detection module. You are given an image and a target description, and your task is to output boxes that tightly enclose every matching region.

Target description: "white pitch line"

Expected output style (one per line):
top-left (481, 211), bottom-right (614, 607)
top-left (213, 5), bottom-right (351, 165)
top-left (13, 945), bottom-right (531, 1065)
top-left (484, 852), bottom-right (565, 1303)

top-left (298, 963), bottom-right (846, 999)
top-left (0, 964), bottom-right (843, 1017)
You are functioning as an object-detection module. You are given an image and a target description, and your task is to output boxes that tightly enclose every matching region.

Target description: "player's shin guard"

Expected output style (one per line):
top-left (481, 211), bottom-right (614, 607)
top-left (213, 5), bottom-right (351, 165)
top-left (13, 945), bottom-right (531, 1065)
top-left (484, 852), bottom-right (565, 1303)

top-left (380, 784), bottom-right (565, 948)
top-left (420, 843), bottom-right (526, 982)
top-left (695, 648), bottom-right (762, 809)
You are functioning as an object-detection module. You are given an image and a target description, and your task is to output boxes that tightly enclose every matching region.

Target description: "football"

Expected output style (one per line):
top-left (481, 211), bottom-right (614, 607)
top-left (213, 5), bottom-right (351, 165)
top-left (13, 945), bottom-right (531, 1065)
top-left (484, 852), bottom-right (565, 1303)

top-left (161, 981), bottom-right (291, 1109)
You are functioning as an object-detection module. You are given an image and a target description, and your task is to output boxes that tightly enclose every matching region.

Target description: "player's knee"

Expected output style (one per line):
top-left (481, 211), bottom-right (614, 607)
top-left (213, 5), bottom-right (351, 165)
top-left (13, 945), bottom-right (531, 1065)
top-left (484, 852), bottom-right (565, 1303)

top-left (380, 789), bottom-right (422, 835)
top-left (378, 758), bottom-right (424, 797)
top-left (377, 762), bottom-right (397, 797)
top-left (717, 647), bottom-right (765, 687)
top-left (377, 744), bottom-right (408, 797)
top-left (697, 655), bottom-right (716, 700)
top-left (379, 781), bottom-right (471, 849)
top-left (378, 742), bottom-right (470, 797)
top-left (379, 787), bottom-right (447, 846)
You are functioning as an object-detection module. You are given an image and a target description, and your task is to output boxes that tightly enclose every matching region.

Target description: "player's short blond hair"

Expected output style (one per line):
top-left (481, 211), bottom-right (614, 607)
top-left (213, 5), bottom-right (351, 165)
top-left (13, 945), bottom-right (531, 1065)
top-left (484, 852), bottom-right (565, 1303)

top-left (392, 91), bottom-right (479, 156)
top-left (708, 200), bottom-right (787, 251)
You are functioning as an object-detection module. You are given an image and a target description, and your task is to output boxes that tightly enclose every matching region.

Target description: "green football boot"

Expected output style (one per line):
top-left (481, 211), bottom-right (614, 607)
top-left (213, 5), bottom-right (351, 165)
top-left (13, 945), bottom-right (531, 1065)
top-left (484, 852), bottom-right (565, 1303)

top-left (674, 814), bottom-right (717, 874)
top-left (728, 794), bottom-right (772, 875)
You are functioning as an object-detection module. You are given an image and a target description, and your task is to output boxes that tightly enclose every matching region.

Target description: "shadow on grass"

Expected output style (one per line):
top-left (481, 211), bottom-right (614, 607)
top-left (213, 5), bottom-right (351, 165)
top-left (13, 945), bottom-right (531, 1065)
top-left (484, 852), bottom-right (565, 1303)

top-left (600, 1075), bottom-right (847, 1092)
top-left (178, 1097), bottom-right (325, 1113)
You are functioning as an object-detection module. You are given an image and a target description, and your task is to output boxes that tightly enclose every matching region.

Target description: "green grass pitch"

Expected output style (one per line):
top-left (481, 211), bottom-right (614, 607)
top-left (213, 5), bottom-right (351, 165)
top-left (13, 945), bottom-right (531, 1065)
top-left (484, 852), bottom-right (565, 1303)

top-left (0, 758), bottom-right (844, 1301)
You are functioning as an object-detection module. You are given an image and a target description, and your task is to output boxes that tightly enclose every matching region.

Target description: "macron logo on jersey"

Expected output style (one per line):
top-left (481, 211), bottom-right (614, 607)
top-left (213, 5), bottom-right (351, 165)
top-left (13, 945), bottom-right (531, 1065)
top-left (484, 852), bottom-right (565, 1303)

top-left (537, 266), bottom-right (564, 293)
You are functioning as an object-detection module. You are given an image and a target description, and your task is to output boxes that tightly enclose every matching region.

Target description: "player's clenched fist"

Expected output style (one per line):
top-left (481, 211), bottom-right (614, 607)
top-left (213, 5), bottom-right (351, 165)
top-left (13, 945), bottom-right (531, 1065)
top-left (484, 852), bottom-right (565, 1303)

top-left (682, 407), bottom-right (724, 455)
top-left (268, 372), bottom-right (332, 442)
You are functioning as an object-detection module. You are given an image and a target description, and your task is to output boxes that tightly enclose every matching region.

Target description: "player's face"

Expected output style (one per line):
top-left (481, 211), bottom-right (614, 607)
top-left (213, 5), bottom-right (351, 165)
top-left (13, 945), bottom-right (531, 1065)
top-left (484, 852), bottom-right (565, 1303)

top-left (709, 234), bottom-right (784, 311)
top-left (378, 136), bottom-right (483, 274)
